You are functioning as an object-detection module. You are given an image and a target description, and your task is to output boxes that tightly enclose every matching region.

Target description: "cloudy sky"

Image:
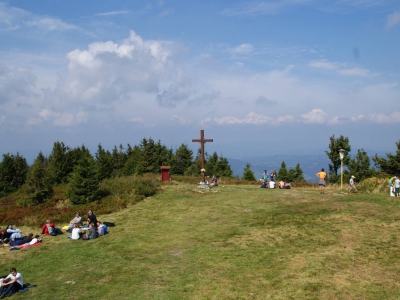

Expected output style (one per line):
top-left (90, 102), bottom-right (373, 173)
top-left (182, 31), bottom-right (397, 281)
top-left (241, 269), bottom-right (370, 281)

top-left (1, 0), bottom-right (400, 162)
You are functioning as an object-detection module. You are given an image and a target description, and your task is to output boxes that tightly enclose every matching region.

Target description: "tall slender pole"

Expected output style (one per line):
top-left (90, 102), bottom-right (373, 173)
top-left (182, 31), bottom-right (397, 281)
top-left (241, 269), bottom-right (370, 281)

top-left (340, 160), bottom-right (343, 191)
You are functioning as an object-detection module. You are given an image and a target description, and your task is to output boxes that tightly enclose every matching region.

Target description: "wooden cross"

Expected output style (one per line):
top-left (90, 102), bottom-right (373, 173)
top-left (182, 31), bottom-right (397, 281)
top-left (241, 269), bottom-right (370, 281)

top-left (192, 129), bottom-right (213, 183)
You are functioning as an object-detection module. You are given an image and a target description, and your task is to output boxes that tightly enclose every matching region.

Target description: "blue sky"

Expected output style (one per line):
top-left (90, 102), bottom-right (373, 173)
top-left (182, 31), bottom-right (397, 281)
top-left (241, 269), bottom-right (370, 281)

top-left (1, 0), bottom-right (400, 162)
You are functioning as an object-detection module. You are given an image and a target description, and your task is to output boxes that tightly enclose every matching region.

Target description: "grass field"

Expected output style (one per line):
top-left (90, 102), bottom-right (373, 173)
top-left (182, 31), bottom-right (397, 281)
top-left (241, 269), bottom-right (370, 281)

top-left (1, 182), bottom-right (400, 300)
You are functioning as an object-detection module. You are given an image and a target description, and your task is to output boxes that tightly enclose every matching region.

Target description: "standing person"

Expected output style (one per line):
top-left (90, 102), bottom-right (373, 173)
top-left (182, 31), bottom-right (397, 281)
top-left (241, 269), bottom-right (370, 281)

top-left (270, 170), bottom-right (276, 182)
top-left (348, 175), bottom-right (359, 194)
top-left (0, 267), bottom-right (23, 298)
top-left (388, 176), bottom-right (396, 196)
top-left (395, 176), bottom-right (400, 197)
top-left (316, 168), bottom-right (327, 194)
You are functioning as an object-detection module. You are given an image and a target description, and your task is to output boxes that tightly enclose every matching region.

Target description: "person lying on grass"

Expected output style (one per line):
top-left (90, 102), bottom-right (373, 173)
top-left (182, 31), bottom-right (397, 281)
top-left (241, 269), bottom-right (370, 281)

top-left (8, 235), bottom-right (40, 249)
top-left (0, 267), bottom-right (23, 298)
top-left (3, 233), bottom-right (33, 247)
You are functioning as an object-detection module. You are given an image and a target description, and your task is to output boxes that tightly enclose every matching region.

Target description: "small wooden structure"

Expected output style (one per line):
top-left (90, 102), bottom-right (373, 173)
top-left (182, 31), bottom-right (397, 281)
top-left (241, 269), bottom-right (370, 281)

top-left (160, 166), bottom-right (171, 182)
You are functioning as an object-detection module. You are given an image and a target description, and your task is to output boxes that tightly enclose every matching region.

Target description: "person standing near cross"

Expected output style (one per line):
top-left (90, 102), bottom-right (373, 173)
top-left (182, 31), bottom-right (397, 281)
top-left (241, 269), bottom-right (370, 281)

top-left (192, 130), bottom-right (213, 183)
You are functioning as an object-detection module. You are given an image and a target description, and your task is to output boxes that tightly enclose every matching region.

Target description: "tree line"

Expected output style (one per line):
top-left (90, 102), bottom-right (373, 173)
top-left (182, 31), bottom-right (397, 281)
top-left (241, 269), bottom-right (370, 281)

top-left (0, 138), bottom-right (233, 206)
top-left (324, 135), bottom-right (400, 183)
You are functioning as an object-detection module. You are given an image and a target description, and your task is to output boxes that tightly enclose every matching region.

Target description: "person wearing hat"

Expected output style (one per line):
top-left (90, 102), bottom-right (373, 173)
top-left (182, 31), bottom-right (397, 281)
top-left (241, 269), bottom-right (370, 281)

top-left (348, 175), bottom-right (358, 194)
top-left (66, 212), bottom-right (82, 232)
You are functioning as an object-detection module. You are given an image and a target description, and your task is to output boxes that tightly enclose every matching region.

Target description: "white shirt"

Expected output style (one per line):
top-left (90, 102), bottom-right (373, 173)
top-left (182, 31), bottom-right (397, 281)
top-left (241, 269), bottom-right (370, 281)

top-left (71, 228), bottom-right (80, 239)
top-left (6, 272), bottom-right (23, 286)
top-left (28, 238), bottom-right (38, 245)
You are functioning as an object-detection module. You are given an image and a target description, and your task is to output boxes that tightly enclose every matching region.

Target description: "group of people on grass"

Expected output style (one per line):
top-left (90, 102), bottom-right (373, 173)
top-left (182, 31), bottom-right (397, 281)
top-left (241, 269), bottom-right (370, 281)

top-left (0, 210), bottom-right (109, 250)
top-left (66, 210), bottom-right (109, 240)
top-left (0, 226), bottom-right (41, 250)
top-left (260, 170), bottom-right (291, 189)
top-left (316, 168), bottom-right (358, 194)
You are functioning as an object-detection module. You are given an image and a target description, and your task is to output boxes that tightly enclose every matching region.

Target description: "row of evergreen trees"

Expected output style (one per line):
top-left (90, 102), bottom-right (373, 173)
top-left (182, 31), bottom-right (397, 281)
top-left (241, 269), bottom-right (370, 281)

top-left (0, 139), bottom-right (234, 205)
top-left (242, 162), bottom-right (306, 182)
top-left (324, 136), bottom-right (400, 183)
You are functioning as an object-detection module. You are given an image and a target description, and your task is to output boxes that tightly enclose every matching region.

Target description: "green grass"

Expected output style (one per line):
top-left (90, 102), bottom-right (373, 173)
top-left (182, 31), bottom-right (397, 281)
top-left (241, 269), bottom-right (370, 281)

top-left (1, 183), bottom-right (400, 299)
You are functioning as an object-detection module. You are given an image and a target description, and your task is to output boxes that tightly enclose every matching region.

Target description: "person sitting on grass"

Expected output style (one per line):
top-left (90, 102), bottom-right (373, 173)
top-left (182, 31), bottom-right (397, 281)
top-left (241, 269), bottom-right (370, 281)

top-left (260, 180), bottom-right (267, 188)
top-left (278, 181), bottom-right (285, 189)
top-left (41, 219), bottom-right (63, 236)
top-left (210, 175), bottom-right (218, 187)
top-left (87, 210), bottom-right (98, 228)
top-left (66, 212), bottom-right (82, 232)
top-left (68, 223), bottom-right (81, 240)
top-left (0, 267), bottom-right (23, 298)
top-left (5, 226), bottom-right (22, 243)
top-left (88, 223), bottom-right (98, 240)
top-left (284, 182), bottom-right (291, 189)
top-left (3, 233), bottom-right (33, 247)
top-left (97, 221), bottom-right (108, 236)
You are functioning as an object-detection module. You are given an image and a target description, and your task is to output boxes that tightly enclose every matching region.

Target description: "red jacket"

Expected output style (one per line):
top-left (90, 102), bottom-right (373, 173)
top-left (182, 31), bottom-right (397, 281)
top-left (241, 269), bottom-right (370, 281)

top-left (41, 223), bottom-right (55, 236)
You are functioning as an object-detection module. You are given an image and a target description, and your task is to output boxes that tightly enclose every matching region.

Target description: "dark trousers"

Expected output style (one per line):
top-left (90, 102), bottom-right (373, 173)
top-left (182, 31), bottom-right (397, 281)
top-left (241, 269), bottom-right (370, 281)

top-left (0, 282), bottom-right (22, 295)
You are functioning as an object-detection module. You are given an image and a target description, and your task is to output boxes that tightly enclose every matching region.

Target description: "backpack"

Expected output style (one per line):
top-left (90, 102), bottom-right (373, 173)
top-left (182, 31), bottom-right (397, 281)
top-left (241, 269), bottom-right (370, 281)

top-left (103, 222), bottom-right (115, 227)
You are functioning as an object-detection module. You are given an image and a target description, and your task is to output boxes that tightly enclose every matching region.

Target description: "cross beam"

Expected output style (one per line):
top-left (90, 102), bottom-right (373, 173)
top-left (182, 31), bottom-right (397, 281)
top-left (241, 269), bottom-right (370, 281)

top-left (192, 130), bottom-right (213, 183)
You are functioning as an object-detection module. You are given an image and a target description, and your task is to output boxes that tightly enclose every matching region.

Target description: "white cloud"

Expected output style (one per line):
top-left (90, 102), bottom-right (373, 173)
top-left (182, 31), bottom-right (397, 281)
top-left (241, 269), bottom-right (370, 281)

top-left (172, 115), bottom-right (187, 125)
top-left (0, 62), bottom-right (38, 104)
top-left (127, 117), bottom-right (144, 123)
top-left (214, 112), bottom-right (296, 125)
top-left (38, 109), bottom-right (60, 120)
top-left (367, 111), bottom-right (400, 124)
top-left (0, 115), bottom-right (6, 123)
top-left (0, 26), bottom-right (20, 32)
top-left (25, 17), bottom-right (78, 31)
top-left (386, 11), bottom-right (400, 29)
top-left (95, 11), bottom-right (131, 16)
top-left (229, 43), bottom-right (254, 54)
top-left (301, 109), bottom-right (328, 124)
top-left (309, 59), bottom-right (373, 77)
top-left (200, 117), bottom-right (212, 125)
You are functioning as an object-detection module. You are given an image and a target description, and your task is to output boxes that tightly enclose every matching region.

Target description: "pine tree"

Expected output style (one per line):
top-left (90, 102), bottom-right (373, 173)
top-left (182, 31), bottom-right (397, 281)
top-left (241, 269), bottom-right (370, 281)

top-left (0, 153), bottom-right (29, 197)
top-left (0, 154), bottom-right (17, 197)
top-left (373, 140), bottom-right (400, 176)
top-left (48, 141), bottom-right (73, 185)
top-left (277, 161), bottom-right (289, 181)
top-left (347, 149), bottom-right (374, 181)
top-left (65, 152), bottom-right (99, 205)
top-left (171, 144), bottom-right (193, 175)
top-left (13, 153), bottom-right (29, 189)
top-left (123, 145), bottom-right (142, 176)
top-left (288, 163), bottom-right (305, 182)
top-left (111, 144), bottom-right (127, 177)
top-left (215, 156), bottom-right (233, 178)
top-left (205, 152), bottom-right (219, 176)
top-left (95, 144), bottom-right (113, 181)
top-left (19, 152), bottom-right (53, 206)
top-left (242, 163), bottom-right (257, 181)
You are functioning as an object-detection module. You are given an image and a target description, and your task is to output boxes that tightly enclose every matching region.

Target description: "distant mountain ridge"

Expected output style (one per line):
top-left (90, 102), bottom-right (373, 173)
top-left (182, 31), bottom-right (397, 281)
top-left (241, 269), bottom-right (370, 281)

top-left (226, 149), bottom-right (388, 182)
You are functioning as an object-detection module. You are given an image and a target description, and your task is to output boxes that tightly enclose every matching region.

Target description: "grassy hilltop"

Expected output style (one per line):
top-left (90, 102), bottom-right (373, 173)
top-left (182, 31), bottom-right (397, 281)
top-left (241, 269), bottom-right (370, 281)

top-left (1, 182), bottom-right (399, 300)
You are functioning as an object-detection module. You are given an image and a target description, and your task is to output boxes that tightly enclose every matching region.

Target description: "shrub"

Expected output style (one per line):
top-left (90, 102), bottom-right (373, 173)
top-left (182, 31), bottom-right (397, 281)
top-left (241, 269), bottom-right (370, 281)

top-left (134, 178), bottom-right (159, 197)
